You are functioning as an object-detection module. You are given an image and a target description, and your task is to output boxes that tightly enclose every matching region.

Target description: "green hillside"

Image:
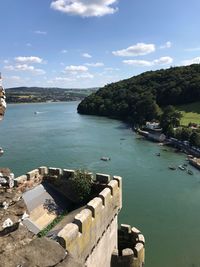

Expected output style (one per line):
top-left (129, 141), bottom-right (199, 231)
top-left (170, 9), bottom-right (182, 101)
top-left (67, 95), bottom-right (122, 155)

top-left (78, 64), bottom-right (200, 125)
top-left (5, 87), bottom-right (98, 103)
top-left (176, 102), bottom-right (200, 126)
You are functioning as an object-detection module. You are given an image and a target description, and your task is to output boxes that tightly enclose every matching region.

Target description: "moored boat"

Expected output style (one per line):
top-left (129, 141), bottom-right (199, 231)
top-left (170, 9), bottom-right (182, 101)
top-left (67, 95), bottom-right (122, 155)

top-left (0, 147), bottom-right (4, 156)
top-left (101, 157), bottom-right (111, 161)
top-left (169, 166), bottom-right (176, 170)
top-left (187, 169), bottom-right (193, 175)
top-left (178, 165), bottom-right (186, 171)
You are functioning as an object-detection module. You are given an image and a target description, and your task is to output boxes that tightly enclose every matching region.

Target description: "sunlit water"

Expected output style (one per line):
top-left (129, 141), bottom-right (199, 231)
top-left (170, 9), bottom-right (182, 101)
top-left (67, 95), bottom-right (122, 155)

top-left (0, 101), bottom-right (200, 267)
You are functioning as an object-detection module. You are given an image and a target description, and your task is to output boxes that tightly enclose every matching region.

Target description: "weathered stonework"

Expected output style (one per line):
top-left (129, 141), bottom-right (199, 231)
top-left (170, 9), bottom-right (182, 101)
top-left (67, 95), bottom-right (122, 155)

top-left (10, 167), bottom-right (145, 267)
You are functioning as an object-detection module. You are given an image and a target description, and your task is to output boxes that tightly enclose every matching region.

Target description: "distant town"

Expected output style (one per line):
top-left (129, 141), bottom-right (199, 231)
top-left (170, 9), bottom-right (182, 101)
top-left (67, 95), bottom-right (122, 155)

top-left (5, 87), bottom-right (98, 103)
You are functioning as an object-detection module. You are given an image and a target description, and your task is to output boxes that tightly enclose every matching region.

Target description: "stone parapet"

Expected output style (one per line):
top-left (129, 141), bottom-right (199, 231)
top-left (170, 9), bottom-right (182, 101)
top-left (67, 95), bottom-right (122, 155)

top-left (57, 175), bottom-right (122, 264)
top-left (111, 224), bottom-right (145, 267)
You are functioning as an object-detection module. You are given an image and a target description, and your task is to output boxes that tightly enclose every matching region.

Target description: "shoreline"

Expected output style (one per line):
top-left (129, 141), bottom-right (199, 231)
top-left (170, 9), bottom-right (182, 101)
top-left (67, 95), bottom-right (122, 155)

top-left (134, 128), bottom-right (200, 170)
top-left (7, 100), bottom-right (81, 105)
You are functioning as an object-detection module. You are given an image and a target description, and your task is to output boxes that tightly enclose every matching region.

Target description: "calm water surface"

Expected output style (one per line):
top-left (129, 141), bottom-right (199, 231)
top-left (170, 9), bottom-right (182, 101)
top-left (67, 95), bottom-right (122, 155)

top-left (0, 101), bottom-right (200, 267)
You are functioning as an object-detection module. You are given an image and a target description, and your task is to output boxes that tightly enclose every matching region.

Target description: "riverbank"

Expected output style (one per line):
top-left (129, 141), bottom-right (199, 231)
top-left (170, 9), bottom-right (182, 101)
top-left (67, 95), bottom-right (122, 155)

top-left (135, 128), bottom-right (200, 171)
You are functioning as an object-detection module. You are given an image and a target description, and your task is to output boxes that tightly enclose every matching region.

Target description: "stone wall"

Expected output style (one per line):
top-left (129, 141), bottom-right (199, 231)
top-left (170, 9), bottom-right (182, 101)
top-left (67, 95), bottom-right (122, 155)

top-left (57, 174), bottom-right (122, 266)
top-left (111, 224), bottom-right (145, 267)
top-left (14, 167), bottom-right (145, 267)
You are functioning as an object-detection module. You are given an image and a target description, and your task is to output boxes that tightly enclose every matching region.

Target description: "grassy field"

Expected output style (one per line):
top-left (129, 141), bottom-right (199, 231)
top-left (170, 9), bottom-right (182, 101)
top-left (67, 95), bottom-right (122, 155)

top-left (176, 101), bottom-right (200, 126)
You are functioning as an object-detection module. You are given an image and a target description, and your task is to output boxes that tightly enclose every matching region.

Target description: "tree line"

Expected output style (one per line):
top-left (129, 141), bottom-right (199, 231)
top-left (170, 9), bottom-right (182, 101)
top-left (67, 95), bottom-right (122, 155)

top-left (78, 64), bottom-right (200, 147)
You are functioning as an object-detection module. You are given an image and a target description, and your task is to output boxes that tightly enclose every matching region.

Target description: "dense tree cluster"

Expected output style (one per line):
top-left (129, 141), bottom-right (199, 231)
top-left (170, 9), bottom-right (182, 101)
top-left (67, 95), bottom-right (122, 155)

top-left (78, 64), bottom-right (200, 124)
top-left (160, 106), bottom-right (182, 135)
top-left (172, 127), bottom-right (200, 148)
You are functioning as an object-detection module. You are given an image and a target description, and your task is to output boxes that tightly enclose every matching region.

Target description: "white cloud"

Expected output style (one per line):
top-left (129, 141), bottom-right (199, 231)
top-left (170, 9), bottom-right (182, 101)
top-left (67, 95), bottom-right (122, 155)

top-left (34, 30), bottom-right (47, 35)
top-left (55, 77), bottom-right (75, 82)
top-left (160, 41), bottom-right (172, 49)
top-left (104, 67), bottom-right (120, 71)
top-left (82, 53), bottom-right (92, 58)
top-left (123, 56), bottom-right (173, 67)
top-left (112, 43), bottom-right (156, 57)
top-left (63, 64), bottom-right (93, 80)
top-left (182, 57), bottom-right (200, 65)
top-left (50, 0), bottom-right (118, 17)
top-left (3, 59), bottom-right (9, 64)
top-left (153, 56), bottom-right (173, 65)
top-left (4, 64), bottom-right (46, 75)
top-left (123, 60), bottom-right (153, 67)
top-left (26, 43), bottom-right (32, 47)
top-left (65, 65), bottom-right (88, 73)
top-left (15, 56), bottom-right (43, 64)
top-left (77, 73), bottom-right (94, 79)
top-left (61, 49), bottom-right (68, 53)
top-left (85, 62), bottom-right (104, 67)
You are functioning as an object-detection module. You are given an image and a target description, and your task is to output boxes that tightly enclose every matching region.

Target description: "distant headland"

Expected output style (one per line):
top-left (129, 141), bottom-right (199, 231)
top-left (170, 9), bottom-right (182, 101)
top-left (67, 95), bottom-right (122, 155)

top-left (5, 87), bottom-right (98, 104)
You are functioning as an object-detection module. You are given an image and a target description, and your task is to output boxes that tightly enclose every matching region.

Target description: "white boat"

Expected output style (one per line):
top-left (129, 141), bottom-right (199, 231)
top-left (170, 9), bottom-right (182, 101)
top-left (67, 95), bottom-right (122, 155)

top-left (178, 165), bottom-right (186, 171)
top-left (0, 147), bottom-right (4, 156)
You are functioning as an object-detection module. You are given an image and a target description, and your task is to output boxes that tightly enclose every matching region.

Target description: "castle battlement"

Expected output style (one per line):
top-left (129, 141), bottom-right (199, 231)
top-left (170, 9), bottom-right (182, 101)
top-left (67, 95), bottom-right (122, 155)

top-left (12, 167), bottom-right (145, 267)
top-left (57, 176), bottom-right (121, 263)
top-left (111, 224), bottom-right (145, 267)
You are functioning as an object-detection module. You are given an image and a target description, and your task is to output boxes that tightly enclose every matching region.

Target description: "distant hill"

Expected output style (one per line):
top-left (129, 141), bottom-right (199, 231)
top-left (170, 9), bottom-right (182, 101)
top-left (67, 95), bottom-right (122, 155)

top-left (5, 87), bottom-right (98, 103)
top-left (78, 64), bottom-right (200, 124)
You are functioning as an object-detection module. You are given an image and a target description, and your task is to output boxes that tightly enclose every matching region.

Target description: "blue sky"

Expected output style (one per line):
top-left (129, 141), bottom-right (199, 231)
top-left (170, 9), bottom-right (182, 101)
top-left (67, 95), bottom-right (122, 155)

top-left (1, 0), bottom-right (200, 88)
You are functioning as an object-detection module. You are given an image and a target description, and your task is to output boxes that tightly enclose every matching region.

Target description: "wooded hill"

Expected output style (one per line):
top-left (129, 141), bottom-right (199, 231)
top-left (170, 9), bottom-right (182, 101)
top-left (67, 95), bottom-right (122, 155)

top-left (78, 64), bottom-right (200, 124)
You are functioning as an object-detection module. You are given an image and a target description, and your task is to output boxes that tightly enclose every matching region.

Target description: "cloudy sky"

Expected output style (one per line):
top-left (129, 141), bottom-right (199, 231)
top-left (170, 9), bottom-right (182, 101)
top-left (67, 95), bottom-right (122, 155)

top-left (1, 0), bottom-right (200, 88)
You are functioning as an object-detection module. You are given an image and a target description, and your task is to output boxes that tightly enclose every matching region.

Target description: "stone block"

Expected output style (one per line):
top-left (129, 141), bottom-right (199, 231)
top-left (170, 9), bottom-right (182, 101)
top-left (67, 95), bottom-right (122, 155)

top-left (96, 173), bottom-right (111, 184)
top-left (62, 169), bottom-right (75, 179)
top-left (26, 169), bottom-right (39, 181)
top-left (99, 188), bottom-right (112, 206)
top-left (14, 175), bottom-right (27, 186)
top-left (48, 167), bottom-right (62, 176)
top-left (74, 209), bottom-right (92, 234)
top-left (107, 180), bottom-right (119, 196)
top-left (38, 166), bottom-right (48, 176)
top-left (57, 223), bottom-right (79, 249)
top-left (87, 197), bottom-right (103, 218)
top-left (121, 224), bottom-right (131, 234)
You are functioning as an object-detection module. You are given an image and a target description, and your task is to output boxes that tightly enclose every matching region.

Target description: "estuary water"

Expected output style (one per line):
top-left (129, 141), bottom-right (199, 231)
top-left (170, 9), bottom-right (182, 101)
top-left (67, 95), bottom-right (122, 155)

top-left (0, 101), bottom-right (200, 267)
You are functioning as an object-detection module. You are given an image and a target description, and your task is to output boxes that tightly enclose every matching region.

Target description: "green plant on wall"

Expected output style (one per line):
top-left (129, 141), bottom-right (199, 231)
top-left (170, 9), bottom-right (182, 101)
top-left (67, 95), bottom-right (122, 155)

top-left (68, 170), bottom-right (93, 203)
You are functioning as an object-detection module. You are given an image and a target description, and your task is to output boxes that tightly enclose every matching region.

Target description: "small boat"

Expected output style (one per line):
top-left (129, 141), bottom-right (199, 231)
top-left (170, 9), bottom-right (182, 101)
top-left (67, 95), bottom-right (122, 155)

top-left (178, 165), bottom-right (186, 171)
top-left (34, 111), bottom-right (39, 115)
top-left (169, 166), bottom-right (176, 170)
top-left (156, 153), bottom-right (160, 157)
top-left (183, 163), bottom-right (188, 167)
top-left (187, 169), bottom-right (194, 175)
top-left (101, 157), bottom-right (111, 161)
top-left (0, 147), bottom-right (4, 156)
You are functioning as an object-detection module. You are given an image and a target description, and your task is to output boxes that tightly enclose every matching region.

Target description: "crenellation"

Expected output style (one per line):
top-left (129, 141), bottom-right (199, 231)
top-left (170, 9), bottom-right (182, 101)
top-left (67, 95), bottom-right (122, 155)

top-left (38, 166), bottom-right (48, 176)
top-left (57, 223), bottom-right (79, 249)
top-left (14, 174), bottom-right (27, 186)
top-left (74, 209), bottom-right (93, 234)
top-left (121, 224), bottom-right (132, 234)
top-left (96, 173), bottom-right (111, 183)
top-left (26, 168), bottom-right (39, 181)
top-left (11, 168), bottom-right (144, 267)
top-left (48, 167), bottom-right (62, 176)
top-left (99, 187), bottom-right (112, 206)
top-left (62, 169), bottom-right (75, 179)
top-left (137, 234), bottom-right (145, 245)
top-left (87, 197), bottom-right (103, 218)
top-left (111, 224), bottom-right (145, 267)
top-left (107, 179), bottom-right (119, 196)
